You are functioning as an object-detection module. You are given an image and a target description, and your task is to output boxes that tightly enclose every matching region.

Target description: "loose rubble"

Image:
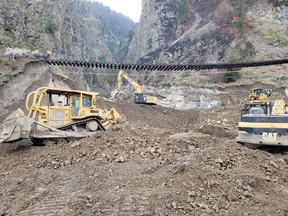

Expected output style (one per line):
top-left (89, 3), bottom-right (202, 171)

top-left (0, 99), bottom-right (288, 216)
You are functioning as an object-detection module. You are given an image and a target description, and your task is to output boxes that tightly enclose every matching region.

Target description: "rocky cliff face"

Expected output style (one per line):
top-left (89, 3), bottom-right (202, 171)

top-left (0, 0), bottom-right (113, 118)
top-left (0, 0), bottom-right (112, 61)
top-left (126, 0), bottom-right (288, 64)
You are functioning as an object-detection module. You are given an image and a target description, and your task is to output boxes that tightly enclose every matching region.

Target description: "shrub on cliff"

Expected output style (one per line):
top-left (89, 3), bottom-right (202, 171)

top-left (45, 20), bottom-right (58, 34)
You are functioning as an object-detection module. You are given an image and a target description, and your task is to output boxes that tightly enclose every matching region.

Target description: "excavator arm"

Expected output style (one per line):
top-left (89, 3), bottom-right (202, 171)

top-left (111, 70), bottom-right (142, 100)
top-left (111, 70), bottom-right (158, 105)
top-left (118, 70), bottom-right (142, 93)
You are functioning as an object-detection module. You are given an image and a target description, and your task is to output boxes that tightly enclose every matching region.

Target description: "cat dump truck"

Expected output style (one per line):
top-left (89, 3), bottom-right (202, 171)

top-left (0, 87), bottom-right (123, 145)
top-left (111, 70), bottom-right (158, 105)
top-left (237, 99), bottom-right (288, 147)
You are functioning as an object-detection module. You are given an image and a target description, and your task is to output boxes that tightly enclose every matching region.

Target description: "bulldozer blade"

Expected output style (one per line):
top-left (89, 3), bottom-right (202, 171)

top-left (0, 109), bottom-right (35, 143)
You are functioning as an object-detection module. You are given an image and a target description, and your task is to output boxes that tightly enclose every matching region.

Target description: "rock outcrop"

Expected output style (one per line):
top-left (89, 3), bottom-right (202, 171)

top-left (0, 0), bottom-right (111, 119)
top-left (126, 0), bottom-right (288, 64)
top-left (0, 0), bottom-right (112, 61)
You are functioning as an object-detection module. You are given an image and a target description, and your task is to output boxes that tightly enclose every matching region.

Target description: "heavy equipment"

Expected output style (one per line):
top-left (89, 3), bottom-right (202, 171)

top-left (0, 87), bottom-right (123, 145)
top-left (248, 88), bottom-right (272, 103)
top-left (237, 98), bottom-right (288, 147)
top-left (111, 70), bottom-right (158, 105)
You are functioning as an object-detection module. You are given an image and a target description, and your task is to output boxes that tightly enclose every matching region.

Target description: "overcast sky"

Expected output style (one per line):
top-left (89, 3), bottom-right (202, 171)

top-left (92, 0), bottom-right (142, 22)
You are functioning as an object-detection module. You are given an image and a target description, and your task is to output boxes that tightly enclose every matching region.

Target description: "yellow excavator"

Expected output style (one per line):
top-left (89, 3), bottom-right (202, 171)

top-left (111, 70), bottom-right (158, 105)
top-left (0, 87), bottom-right (123, 145)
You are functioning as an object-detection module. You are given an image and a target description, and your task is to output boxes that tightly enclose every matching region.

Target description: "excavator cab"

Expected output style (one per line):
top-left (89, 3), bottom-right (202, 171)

top-left (134, 93), bottom-right (158, 105)
top-left (134, 93), bottom-right (145, 104)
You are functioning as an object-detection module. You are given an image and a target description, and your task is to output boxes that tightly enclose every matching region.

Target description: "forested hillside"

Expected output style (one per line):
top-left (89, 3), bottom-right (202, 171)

top-left (87, 1), bottom-right (136, 59)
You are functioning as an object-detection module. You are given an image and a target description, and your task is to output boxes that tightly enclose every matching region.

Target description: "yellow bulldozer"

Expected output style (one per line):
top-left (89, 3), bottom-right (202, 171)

top-left (248, 88), bottom-right (272, 103)
top-left (0, 87), bottom-right (123, 145)
top-left (111, 70), bottom-right (158, 105)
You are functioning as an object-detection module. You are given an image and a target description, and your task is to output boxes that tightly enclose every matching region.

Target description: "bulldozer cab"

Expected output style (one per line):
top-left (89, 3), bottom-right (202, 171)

top-left (71, 94), bottom-right (95, 117)
top-left (26, 88), bottom-right (101, 128)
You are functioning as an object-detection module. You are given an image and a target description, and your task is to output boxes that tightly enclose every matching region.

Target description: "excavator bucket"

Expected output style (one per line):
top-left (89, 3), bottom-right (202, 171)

top-left (111, 89), bottom-right (120, 100)
top-left (110, 89), bottom-right (127, 101)
top-left (0, 109), bottom-right (35, 143)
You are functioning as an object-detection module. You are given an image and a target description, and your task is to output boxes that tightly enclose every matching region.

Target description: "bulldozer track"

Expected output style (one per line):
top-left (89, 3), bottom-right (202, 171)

top-left (16, 173), bottom-right (73, 216)
top-left (56, 117), bottom-right (106, 131)
top-left (16, 194), bottom-right (68, 216)
top-left (117, 191), bottom-right (155, 216)
top-left (14, 169), bottom-right (158, 216)
top-left (46, 58), bottom-right (288, 71)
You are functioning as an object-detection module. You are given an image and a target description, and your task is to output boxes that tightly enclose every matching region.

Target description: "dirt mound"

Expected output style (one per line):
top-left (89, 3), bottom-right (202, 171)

top-left (0, 96), bottom-right (288, 215)
top-left (198, 125), bottom-right (237, 139)
top-left (98, 99), bottom-right (201, 131)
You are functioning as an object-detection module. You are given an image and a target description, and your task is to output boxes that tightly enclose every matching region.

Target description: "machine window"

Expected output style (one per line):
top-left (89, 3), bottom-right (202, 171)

top-left (72, 96), bottom-right (80, 117)
top-left (83, 97), bottom-right (92, 107)
top-left (249, 107), bottom-right (265, 115)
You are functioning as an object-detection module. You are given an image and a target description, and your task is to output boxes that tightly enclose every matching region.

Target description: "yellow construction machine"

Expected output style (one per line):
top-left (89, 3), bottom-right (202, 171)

top-left (0, 87), bottom-right (123, 145)
top-left (237, 98), bottom-right (288, 147)
top-left (111, 70), bottom-right (158, 105)
top-left (248, 88), bottom-right (272, 103)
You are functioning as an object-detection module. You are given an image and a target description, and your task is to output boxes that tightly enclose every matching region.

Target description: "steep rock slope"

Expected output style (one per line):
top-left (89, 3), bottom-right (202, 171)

top-left (126, 0), bottom-right (288, 64)
top-left (0, 59), bottom-right (86, 120)
top-left (0, 0), bottom-right (112, 61)
top-left (0, 0), bottom-right (112, 119)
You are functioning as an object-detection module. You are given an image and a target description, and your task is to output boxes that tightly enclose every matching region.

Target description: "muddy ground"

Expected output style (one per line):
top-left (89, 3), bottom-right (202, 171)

top-left (0, 91), bottom-right (288, 216)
